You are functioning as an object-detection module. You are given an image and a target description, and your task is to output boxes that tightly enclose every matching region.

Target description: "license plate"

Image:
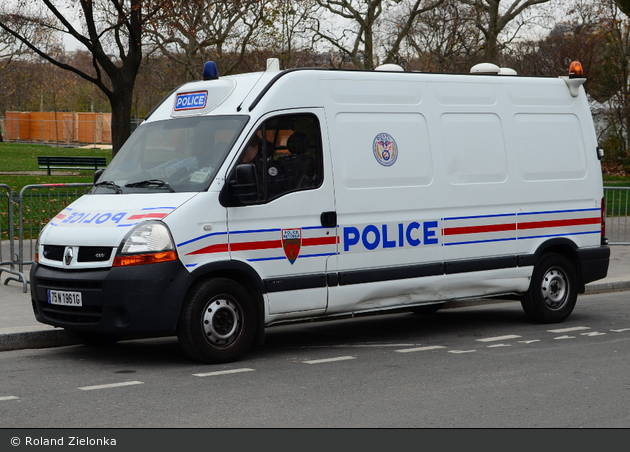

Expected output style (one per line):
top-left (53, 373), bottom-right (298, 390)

top-left (47, 289), bottom-right (82, 307)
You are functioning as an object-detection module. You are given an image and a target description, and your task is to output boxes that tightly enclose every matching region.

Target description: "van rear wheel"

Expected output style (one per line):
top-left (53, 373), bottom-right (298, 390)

top-left (177, 278), bottom-right (256, 364)
top-left (521, 253), bottom-right (578, 323)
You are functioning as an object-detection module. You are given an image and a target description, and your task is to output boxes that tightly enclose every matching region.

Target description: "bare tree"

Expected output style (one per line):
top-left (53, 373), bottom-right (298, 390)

top-left (403, 0), bottom-right (483, 71)
top-left (0, 1), bottom-right (169, 156)
top-left (591, 0), bottom-right (630, 164)
top-left (271, 0), bottom-right (321, 68)
top-left (615, 0), bottom-right (630, 17)
top-left (0, 25), bottom-right (21, 61)
top-left (458, 0), bottom-right (553, 63)
top-left (311, 0), bottom-right (443, 70)
top-left (145, 0), bottom-right (275, 80)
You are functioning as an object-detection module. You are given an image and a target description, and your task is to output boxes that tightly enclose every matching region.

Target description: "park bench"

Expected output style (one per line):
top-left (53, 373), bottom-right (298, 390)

top-left (37, 156), bottom-right (107, 176)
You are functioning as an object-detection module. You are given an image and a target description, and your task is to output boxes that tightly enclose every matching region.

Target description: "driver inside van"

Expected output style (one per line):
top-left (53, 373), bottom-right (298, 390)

top-left (241, 133), bottom-right (285, 198)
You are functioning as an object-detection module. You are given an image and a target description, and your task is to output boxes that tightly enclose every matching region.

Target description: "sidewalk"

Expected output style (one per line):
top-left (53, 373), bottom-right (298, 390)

top-left (2, 246), bottom-right (629, 352)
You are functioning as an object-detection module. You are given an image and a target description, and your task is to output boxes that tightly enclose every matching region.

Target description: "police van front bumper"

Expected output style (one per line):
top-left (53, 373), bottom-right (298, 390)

top-left (30, 261), bottom-right (194, 336)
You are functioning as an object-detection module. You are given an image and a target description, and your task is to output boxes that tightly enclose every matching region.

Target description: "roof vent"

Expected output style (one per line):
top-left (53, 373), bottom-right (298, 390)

top-left (498, 67), bottom-right (517, 76)
top-left (375, 64), bottom-right (404, 72)
top-left (470, 63), bottom-right (500, 74)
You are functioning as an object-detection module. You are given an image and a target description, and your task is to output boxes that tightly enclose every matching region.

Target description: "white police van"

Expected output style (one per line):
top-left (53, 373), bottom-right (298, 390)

top-left (30, 59), bottom-right (610, 363)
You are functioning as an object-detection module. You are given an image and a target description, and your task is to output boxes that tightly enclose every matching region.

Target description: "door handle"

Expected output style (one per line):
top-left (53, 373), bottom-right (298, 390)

top-left (320, 211), bottom-right (337, 228)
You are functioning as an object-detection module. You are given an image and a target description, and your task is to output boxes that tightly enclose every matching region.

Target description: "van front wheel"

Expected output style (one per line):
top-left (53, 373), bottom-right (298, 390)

top-left (521, 253), bottom-right (578, 323)
top-left (177, 278), bottom-right (256, 364)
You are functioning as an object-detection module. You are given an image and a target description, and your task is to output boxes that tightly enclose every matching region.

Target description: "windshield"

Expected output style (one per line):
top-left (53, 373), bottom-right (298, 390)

top-left (94, 115), bottom-right (248, 193)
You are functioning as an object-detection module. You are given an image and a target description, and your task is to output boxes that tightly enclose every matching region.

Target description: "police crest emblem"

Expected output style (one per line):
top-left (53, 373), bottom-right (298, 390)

top-left (282, 228), bottom-right (302, 264)
top-left (373, 133), bottom-right (398, 167)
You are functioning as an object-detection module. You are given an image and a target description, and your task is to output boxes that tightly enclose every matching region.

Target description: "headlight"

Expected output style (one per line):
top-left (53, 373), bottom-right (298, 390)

top-left (114, 221), bottom-right (178, 267)
top-left (34, 225), bottom-right (49, 263)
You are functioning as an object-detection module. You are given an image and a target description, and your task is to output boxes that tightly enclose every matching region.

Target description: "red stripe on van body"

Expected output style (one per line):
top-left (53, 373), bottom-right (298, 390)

top-left (230, 240), bottom-right (281, 252)
top-left (186, 243), bottom-right (229, 255)
top-left (518, 217), bottom-right (600, 230)
top-left (230, 236), bottom-right (338, 251)
top-left (127, 213), bottom-right (168, 220)
top-left (303, 236), bottom-right (339, 246)
top-left (443, 223), bottom-right (516, 236)
top-left (186, 235), bottom-right (338, 256)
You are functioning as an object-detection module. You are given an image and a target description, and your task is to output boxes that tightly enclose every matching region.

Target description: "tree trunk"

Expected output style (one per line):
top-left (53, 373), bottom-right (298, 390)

top-left (110, 94), bottom-right (133, 159)
top-left (484, 33), bottom-right (499, 63)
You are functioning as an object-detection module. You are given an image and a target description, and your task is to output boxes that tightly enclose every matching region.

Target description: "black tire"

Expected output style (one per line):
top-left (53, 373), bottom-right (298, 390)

top-left (410, 303), bottom-right (444, 315)
top-left (177, 278), bottom-right (257, 364)
top-left (65, 329), bottom-right (122, 346)
top-left (521, 253), bottom-right (578, 323)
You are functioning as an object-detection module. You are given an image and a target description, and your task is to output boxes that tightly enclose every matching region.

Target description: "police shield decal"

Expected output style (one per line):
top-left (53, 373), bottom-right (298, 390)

top-left (282, 228), bottom-right (302, 264)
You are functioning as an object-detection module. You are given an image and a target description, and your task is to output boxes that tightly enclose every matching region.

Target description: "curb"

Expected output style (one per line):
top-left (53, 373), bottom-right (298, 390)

top-left (1, 282), bottom-right (628, 353)
top-left (584, 280), bottom-right (630, 294)
top-left (0, 326), bottom-right (78, 352)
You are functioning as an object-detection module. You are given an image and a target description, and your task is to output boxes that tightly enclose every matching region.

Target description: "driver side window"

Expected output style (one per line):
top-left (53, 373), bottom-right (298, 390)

top-left (229, 113), bottom-right (324, 205)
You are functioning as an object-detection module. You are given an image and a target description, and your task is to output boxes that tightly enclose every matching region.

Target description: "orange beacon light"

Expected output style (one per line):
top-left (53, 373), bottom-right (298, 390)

top-left (569, 61), bottom-right (584, 78)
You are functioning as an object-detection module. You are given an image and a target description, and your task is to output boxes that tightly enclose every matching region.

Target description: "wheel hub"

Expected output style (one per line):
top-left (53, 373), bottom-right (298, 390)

top-left (202, 298), bottom-right (241, 346)
top-left (541, 267), bottom-right (568, 310)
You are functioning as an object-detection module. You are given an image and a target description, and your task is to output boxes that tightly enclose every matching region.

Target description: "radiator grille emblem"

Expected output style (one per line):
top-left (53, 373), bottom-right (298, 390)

top-left (64, 247), bottom-right (74, 266)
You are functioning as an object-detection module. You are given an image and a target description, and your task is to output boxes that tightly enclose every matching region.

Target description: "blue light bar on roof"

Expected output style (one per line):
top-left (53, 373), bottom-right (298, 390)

top-left (203, 61), bottom-right (219, 80)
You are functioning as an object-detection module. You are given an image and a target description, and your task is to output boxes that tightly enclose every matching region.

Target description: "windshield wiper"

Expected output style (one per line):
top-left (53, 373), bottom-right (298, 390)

top-left (93, 180), bottom-right (122, 194)
top-left (124, 179), bottom-right (175, 192)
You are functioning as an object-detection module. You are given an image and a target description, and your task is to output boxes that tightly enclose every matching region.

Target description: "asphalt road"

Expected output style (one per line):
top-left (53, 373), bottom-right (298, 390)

top-left (1, 291), bottom-right (629, 428)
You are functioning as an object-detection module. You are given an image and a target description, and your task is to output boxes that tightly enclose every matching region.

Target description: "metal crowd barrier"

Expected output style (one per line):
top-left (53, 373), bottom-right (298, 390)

top-left (0, 184), bottom-right (23, 290)
top-left (1, 183), bottom-right (93, 292)
top-left (1, 184), bottom-right (629, 293)
top-left (604, 186), bottom-right (630, 245)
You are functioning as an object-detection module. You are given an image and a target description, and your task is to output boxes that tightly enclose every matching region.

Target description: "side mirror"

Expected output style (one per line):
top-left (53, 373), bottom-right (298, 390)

top-left (224, 163), bottom-right (259, 205)
top-left (93, 169), bottom-right (104, 184)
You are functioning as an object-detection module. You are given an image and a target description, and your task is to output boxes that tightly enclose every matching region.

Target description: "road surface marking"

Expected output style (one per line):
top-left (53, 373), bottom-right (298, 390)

top-left (334, 343), bottom-right (414, 348)
top-left (476, 335), bottom-right (521, 342)
top-left (518, 340), bottom-right (540, 344)
top-left (487, 344), bottom-right (511, 348)
top-left (553, 335), bottom-right (575, 340)
top-left (448, 350), bottom-right (476, 354)
top-left (395, 345), bottom-right (446, 353)
top-left (0, 396), bottom-right (19, 401)
top-left (611, 328), bottom-right (630, 333)
top-left (547, 326), bottom-right (590, 333)
top-left (302, 356), bottom-right (356, 364)
top-left (78, 381), bottom-right (144, 391)
top-left (193, 368), bottom-right (255, 377)
top-left (581, 332), bottom-right (606, 337)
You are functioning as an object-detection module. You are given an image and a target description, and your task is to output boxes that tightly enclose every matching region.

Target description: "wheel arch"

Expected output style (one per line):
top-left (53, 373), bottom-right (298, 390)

top-left (526, 238), bottom-right (585, 292)
top-left (188, 259), bottom-right (266, 346)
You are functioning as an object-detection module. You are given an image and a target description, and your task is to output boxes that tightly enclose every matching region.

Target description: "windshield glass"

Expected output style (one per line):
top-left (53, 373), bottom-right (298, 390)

top-left (94, 115), bottom-right (248, 193)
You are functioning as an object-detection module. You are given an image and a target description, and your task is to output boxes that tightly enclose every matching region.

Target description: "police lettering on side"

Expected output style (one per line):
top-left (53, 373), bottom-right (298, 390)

top-left (343, 220), bottom-right (440, 253)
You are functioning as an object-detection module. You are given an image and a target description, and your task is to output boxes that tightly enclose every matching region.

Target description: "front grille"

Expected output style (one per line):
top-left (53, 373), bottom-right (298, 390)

top-left (42, 245), bottom-right (64, 261)
top-left (78, 247), bottom-right (112, 262)
top-left (43, 245), bottom-right (113, 263)
top-left (39, 303), bottom-right (102, 324)
top-left (38, 277), bottom-right (103, 291)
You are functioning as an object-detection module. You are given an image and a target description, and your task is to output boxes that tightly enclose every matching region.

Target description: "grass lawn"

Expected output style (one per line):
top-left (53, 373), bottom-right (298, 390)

top-left (0, 142), bottom-right (111, 192)
top-left (1, 142), bottom-right (111, 240)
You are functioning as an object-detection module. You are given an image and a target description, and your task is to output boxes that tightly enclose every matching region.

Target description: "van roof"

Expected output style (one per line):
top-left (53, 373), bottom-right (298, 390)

top-left (144, 64), bottom-right (583, 123)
